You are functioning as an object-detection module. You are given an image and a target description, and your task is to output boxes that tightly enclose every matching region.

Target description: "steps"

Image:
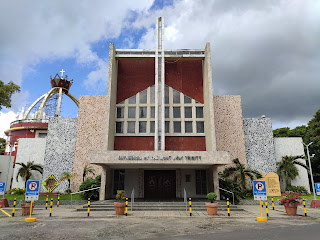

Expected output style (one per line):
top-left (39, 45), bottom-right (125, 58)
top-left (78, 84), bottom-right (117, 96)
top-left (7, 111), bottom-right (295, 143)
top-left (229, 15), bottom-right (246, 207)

top-left (76, 200), bottom-right (245, 212)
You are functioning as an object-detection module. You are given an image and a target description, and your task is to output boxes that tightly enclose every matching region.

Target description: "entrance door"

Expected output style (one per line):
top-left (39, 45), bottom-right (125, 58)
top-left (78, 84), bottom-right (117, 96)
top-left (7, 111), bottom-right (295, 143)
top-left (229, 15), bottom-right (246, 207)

top-left (144, 170), bottom-right (176, 199)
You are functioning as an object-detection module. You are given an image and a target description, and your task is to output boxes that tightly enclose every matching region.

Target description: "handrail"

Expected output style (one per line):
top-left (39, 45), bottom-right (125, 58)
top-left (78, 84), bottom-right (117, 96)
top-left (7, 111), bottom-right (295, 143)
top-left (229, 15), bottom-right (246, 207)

top-left (183, 188), bottom-right (187, 211)
top-left (131, 188), bottom-right (135, 211)
top-left (70, 187), bottom-right (101, 208)
top-left (219, 187), bottom-right (234, 205)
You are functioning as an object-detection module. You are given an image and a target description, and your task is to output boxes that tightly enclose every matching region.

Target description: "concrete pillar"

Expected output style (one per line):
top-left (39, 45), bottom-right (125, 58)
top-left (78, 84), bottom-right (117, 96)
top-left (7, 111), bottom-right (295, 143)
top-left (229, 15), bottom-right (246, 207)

top-left (213, 165), bottom-right (220, 200)
top-left (99, 165), bottom-right (107, 200)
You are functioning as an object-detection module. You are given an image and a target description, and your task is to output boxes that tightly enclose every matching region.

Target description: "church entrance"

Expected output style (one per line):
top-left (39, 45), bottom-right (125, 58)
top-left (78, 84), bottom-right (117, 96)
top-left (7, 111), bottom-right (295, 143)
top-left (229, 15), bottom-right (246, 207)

top-left (144, 170), bottom-right (176, 199)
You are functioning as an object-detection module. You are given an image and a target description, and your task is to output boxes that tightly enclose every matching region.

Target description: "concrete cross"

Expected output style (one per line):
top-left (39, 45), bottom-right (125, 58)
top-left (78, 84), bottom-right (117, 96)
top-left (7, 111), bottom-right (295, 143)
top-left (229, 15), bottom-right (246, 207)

top-left (60, 69), bottom-right (65, 77)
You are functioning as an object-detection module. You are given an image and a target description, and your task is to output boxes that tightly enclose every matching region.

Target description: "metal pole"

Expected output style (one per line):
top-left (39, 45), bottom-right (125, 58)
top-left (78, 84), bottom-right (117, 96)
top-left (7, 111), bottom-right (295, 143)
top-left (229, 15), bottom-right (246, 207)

top-left (304, 142), bottom-right (316, 200)
top-left (4, 134), bottom-right (13, 198)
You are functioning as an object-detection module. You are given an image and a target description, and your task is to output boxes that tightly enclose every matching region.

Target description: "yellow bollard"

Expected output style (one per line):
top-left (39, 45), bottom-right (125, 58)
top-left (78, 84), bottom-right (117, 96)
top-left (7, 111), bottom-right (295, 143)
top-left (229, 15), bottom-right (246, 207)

top-left (271, 197), bottom-right (274, 210)
top-left (87, 198), bottom-right (90, 217)
top-left (49, 198), bottom-right (53, 217)
top-left (227, 198), bottom-right (230, 216)
top-left (25, 200), bottom-right (36, 222)
top-left (57, 194), bottom-right (60, 207)
top-left (125, 198), bottom-right (128, 216)
top-left (256, 200), bottom-right (268, 222)
top-left (265, 201), bottom-right (269, 217)
top-left (12, 198), bottom-right (16, 217)
top-left (189, 198), bottom-right (192, 216)
top-left (45, 195), bottom-right (48, 209)
top-left (303, 198), bottom-right (307, 217)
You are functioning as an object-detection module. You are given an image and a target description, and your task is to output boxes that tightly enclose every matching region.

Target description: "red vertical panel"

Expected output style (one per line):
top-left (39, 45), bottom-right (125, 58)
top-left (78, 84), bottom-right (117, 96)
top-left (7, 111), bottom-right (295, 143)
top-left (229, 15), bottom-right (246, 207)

top-left (114, 136), bottom-right (154, 150)
top-left (165, 60), bottom-right (203, 103)
top-left (165, 137), bottom-right (206, 151)
top-left (117, 59), bottom-right (155, 103)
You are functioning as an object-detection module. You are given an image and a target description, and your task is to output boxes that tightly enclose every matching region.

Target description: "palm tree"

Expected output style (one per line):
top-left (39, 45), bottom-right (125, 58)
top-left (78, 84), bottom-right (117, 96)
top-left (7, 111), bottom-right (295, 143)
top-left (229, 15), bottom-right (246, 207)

top-left (83, 165), bottom-right (95, 182)
top-left (276, 155), bottom-right (308, 190)
top-left (60, 172), bottom-right (76, 192)
top-left (221, 158), bottom-right (262, 190)
top-left (16, 161), bottom-right (43, 188)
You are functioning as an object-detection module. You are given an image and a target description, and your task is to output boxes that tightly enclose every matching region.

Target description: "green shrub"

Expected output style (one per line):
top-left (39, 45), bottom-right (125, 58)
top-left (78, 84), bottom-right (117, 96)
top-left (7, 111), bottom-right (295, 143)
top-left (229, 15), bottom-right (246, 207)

top-left (116, 190), bottom-right (126, 202)
top-left (287, 186), bottom-right (309, 195)
top-left (79, 175), bottom-right (101, 200)
top-left (206, 192), bottom-right (217, 203)
top-left (8, 188), bottom-right (26, 195)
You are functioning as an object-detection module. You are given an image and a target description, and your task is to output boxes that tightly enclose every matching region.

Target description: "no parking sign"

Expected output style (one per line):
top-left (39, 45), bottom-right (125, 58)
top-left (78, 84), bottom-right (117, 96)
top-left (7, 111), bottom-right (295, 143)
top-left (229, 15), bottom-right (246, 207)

top-left (25, 180), bottom-right (40, 201)
top-left (253, 180), bottom-right (267, 200)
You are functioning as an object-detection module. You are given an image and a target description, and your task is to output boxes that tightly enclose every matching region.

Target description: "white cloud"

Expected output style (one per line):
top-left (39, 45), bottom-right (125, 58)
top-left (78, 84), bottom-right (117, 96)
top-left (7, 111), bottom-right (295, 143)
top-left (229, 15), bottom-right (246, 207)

top-left (0, 111), bottom-right (17, 138)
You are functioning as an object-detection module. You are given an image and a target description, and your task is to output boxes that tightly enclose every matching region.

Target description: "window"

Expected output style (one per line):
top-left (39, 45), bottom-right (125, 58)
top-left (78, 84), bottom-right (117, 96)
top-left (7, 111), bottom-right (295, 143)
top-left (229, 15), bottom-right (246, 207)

top-left (140, 89), bottom-right (147, 103)
top-left (117, 107), bottom-right (124, 118)
top-left (165, 86), bottom-right (169, 104)
top-left (127, 122), bottom-right (135, 133)
top-left (151, 107), bottom-right (155, 118)
top-left (165, 107), bottom-right (169, 118)
top-left (116, 122), bottom-right (123, 133)
top-left (173, 107), bottom-right (180, 118)
top-left (173, 89), bottom-right (180, 103)
top-left (196, 170), bottom-right (207, 195)
top-left (150, 121), bottom-right (155, 133)
top-left (139, 107), bottom-right (147, 118)
top-left (197, 122), bottom-right (204, 133)
top-left (196, 107), bottom-right (203, 118)
top-left (174, 122), bottom-right (181, 133)
top-left (150, 85), bottom-right (155, 104)
top-left (128, 95), bottom-right (136, 104)
top-left (113, 170), bottom-right (125, 195)
top-left (128, 107), bottom-right (136, 118)
top-left (165, 121), bottom-right (170, 133)
top-left (184, 107), bottom-right (192, 118)
top-left (139, 121), bottom-right (147, 133)
top-left (185, 121), bottom-right (193, 133)
top-left (184, 95), bottom-right (192, 103)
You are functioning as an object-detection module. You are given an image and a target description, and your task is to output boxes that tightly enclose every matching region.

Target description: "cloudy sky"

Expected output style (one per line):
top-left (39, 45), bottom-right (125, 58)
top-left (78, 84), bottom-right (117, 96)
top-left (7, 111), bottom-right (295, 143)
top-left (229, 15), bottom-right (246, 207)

top-left (0, 0), bottom-right (319, 137)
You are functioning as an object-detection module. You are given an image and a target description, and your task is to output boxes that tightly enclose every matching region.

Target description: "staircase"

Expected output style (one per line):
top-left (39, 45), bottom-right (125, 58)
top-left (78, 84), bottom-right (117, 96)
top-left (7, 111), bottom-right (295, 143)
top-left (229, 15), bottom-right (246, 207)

top-left (76, 199), bottom-right (245, 212)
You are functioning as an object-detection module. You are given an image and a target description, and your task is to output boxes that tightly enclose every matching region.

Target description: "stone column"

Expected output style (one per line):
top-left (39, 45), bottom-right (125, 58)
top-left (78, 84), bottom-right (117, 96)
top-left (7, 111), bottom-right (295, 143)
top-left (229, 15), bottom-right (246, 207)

top-left (213, 165), bottom-right (220, 200)
top-left (99, 165), bottom-right (107, 200)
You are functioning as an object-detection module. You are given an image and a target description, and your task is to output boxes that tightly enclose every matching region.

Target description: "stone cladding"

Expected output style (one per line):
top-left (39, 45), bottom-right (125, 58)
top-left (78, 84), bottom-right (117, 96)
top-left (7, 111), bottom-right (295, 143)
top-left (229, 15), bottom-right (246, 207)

top-left (71, 95), bottom-right (106, 192)
top-left (243, 118), bottom-right (277, 174)
top-left (213, 95), bottom-right (247, 172)
top-left (42, 117), bottom-right (77, 192)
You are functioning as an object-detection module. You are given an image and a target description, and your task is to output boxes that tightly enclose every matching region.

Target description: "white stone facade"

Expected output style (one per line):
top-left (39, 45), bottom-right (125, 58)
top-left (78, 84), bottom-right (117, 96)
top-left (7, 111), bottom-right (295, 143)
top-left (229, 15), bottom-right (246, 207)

top-left (12, 138), bottom-right (46, 189)
top-left (274, 137), bottom-right (310, 193)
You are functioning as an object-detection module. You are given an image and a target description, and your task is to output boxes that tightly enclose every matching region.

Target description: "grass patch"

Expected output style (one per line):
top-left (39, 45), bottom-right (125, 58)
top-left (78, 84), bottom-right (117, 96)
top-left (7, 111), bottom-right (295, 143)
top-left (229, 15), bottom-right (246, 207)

top-left (244, 194), bottom-right (320, 200)
top-left (3, 193), bottom-right (85, 201)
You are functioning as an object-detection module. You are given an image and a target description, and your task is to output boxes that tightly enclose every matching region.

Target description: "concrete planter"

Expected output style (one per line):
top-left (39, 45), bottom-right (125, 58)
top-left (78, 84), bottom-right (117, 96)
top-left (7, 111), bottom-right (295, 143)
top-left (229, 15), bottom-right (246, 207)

top-left (205, 202), bottom-right (218, 215)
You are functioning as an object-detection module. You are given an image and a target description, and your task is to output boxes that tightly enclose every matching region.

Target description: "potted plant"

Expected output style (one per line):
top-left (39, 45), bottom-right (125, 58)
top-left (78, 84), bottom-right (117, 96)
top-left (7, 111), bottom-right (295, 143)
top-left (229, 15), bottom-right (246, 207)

top-left (205, 192), bottom-right (218, 215)
top-left (114, 190), bottom-right (127, 215)
top-left (279, 192), bottom-right (302, 216)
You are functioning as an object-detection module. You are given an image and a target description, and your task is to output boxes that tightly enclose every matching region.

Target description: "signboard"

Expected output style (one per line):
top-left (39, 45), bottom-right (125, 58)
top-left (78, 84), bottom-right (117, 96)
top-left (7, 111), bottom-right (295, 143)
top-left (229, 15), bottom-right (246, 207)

top-left (25, 180), bottom-right (40, 201)
top-left (315, 182), bottom-right (320, 196)
top-left (253, 180), bottom-right (267, 200)
top-left (265, 172), bottom-right (281, 196)
top-left (0, 182), bottom-right (5, 195)
top-left (42, 175), bottom-right (59, 192)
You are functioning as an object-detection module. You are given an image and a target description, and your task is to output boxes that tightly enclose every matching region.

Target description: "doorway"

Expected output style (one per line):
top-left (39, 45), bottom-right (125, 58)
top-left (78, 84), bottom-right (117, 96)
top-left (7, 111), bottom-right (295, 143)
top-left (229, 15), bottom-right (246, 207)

top-left (144, 170), bottom-right (176, 199)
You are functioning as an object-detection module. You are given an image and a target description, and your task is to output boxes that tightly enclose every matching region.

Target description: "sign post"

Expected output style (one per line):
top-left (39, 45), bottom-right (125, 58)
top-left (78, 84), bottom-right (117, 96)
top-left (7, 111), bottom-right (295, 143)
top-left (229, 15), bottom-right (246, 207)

top-left (25, 180), bottom-right (40, 201)
top-left (253, 180), bottom-right (268, 222)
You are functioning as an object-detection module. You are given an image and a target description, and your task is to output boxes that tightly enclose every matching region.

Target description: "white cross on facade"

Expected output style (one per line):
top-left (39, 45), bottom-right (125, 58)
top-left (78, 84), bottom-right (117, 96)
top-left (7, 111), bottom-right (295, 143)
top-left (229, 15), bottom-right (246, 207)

top-left (60, 69), bottom-right (65, 77)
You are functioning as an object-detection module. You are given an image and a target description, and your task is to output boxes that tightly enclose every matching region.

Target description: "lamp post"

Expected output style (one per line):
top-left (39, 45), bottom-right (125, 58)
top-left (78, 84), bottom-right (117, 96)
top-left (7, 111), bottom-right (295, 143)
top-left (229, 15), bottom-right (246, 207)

top-left (303, 142), bottom-right (317, 200)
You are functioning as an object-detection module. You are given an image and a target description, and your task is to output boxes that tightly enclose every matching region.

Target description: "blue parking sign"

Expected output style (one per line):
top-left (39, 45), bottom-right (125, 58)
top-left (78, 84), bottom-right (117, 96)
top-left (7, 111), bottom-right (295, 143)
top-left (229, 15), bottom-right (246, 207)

top-left (315, 182), bottom-right (320, 196)
top-left (0, 182), bottom-right (5, 195)
top-left (25, 180), bottom-right (40, 201)
top-left (253, 180), bottom-right (267, 200)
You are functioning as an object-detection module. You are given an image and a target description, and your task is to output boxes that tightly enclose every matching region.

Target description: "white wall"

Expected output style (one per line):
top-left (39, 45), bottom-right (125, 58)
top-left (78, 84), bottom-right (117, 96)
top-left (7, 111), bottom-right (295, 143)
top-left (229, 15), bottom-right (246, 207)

top-left (0, 155), bottom-right (14, 191)
top-left (12, 138), bottom-right (46, 189)
top-left (274, 137), bottom-right (310, 193)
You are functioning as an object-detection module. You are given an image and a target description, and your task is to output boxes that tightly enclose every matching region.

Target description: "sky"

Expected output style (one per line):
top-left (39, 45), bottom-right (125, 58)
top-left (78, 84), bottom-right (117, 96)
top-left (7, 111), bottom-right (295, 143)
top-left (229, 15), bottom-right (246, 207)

top-left (0, 0), bottom-right (319, 138)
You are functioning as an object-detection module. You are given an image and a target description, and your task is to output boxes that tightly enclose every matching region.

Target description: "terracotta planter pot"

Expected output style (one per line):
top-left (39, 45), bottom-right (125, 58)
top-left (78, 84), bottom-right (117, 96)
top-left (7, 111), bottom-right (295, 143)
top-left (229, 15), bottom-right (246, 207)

top-left (114, 202), bottom-right (126, 215)
top-left (284, 203), bottom-right (298, 216)
top-left (21, 202), bottom-right (35, 216)
top-left (205, 202), bottom-right (218, 215)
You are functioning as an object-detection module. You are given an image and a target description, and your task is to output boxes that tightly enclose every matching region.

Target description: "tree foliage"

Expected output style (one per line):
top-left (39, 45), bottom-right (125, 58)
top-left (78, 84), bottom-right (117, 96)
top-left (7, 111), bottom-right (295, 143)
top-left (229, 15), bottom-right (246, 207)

top-left (59, 171), bottom-right (76, 192)
top-left (221, 158), bottom-right (262, 190)
top-left (79, 175), bottom-right (101, 200)
top-left (0, 137), bottom-right (6, 155)
top-left (276, 155), bottom-right (308, 190)
top-left (0, 80), bottom-right (20, 111)
top-left (16, 161), bottom-right (43, 188)
top-left (82, 164), bottom-right (95, 182)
